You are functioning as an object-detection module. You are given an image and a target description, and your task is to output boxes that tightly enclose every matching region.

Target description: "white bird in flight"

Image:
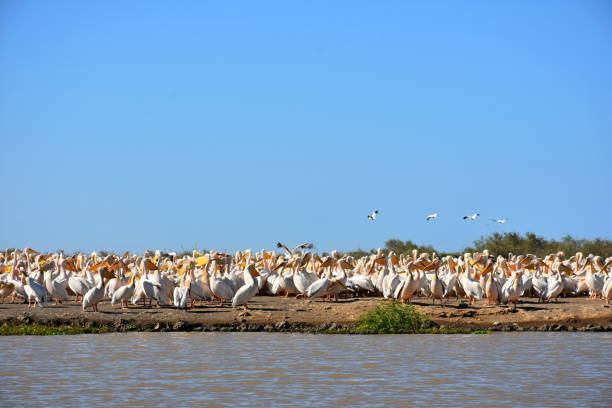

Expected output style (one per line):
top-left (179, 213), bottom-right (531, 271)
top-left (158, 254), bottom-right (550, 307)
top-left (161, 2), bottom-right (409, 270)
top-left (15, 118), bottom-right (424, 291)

top-left (463, 213), bottom-right (480, 220)
top-left (367, 210), bottom-right (378, 221)
top-left (493, 218), bottom-right (508, 224)
top-left (426, 213), bottom-right (438, 220)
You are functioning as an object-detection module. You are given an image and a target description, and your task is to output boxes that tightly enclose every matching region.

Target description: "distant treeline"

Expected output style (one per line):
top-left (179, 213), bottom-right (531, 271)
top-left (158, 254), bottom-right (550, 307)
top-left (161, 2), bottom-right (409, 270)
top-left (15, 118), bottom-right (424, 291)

top-left (9, 232), bottom-right (611, 259)
top-left (345, 232), bottom-right (612, 259)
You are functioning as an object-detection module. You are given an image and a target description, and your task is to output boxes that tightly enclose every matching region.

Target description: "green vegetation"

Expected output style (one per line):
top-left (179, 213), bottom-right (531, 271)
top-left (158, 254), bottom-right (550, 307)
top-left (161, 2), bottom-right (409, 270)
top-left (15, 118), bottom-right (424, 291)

top-left (319, 302), bottom-right (492, 334)
top-left (345, 233), bottom-right (612, 258)
top-left (0, 323), bottom-right (110, 336)
top-left (355, 301), bottom-right (430, 334)
top-left (466, 232), bottom-right (612, 258)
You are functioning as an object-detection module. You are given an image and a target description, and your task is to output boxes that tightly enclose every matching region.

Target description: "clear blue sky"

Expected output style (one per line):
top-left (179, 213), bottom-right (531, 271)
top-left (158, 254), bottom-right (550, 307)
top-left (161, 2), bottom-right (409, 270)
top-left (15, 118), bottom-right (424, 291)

top-left (1, 1), bottom-right (611, 254)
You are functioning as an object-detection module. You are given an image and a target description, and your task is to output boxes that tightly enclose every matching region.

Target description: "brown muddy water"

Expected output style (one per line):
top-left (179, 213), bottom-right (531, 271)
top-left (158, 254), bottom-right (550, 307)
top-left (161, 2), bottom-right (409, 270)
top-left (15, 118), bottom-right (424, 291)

top-left (0, 332), bottom-right (610, 407)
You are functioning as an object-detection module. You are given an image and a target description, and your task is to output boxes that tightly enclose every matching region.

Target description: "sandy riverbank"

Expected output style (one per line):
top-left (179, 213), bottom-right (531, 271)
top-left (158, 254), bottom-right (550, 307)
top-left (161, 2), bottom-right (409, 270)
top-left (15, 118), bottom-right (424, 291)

top-left (1, 296), bottom-right (611, 333)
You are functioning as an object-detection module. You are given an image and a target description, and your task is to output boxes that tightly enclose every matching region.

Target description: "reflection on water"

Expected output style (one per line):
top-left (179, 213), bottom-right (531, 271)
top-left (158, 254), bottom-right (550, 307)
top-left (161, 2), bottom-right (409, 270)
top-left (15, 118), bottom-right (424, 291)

top-left (0, 332), bottom-right (610, 407)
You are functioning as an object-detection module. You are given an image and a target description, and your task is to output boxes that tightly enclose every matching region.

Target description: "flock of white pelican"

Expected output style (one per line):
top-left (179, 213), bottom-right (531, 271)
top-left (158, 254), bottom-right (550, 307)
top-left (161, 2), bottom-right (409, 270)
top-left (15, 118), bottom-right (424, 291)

top-left (0, 245), bottom-right (611, 311)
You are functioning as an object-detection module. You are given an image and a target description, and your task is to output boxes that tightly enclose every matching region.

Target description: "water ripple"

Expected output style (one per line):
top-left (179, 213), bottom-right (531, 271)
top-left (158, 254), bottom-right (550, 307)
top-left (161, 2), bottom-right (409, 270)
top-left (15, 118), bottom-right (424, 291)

top-left (0, 332), bottom-right (610, 407)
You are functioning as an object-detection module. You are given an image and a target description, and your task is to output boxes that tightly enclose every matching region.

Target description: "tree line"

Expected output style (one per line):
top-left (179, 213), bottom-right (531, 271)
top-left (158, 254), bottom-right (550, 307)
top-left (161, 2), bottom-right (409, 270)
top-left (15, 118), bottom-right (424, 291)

top-left (345, 232), bottom-right (612, 259)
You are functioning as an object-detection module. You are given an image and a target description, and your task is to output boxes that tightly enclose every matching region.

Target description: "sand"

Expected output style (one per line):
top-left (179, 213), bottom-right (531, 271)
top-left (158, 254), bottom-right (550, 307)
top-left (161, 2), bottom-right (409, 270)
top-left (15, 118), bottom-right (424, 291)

top-left (1, 295), bottom-right (611, 333)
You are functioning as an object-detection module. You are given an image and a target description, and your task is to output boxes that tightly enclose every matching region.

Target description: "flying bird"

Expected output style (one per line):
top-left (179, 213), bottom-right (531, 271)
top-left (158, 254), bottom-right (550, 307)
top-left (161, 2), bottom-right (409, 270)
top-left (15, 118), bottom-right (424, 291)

top-left (367, 210), bottom-right (378, 221)
top-left (426, 213), bottom-right (438, 220)
top-left (463, 213), bottom-right (480, 220)
top-left (493, 218), bottom-right (508, 224)
top-left (276, 242), bottom-right (315, 256)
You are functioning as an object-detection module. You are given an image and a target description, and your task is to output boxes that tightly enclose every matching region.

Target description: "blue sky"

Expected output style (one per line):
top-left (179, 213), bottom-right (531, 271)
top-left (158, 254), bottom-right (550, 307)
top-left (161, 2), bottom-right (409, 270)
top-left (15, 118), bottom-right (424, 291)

top-left (1, 1), bottom-right (611, 254)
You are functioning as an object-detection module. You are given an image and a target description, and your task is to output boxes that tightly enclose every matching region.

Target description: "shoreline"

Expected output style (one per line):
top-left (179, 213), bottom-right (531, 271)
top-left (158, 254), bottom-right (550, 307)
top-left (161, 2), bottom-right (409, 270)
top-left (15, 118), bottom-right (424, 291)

top-left (1, 296), bottom-right (611, 334)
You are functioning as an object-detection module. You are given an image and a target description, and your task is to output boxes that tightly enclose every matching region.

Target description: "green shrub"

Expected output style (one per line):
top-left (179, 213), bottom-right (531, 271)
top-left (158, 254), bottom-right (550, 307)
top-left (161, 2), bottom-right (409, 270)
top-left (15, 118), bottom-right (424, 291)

top-left (0, 323), bottom-right (109, 336)
top-left (356, 301), bottom-right (430, 334)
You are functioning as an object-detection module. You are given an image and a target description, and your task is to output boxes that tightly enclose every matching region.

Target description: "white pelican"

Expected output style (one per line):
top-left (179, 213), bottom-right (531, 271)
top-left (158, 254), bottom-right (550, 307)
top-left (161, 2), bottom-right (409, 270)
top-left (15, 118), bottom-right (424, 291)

top-left (21, 270), bottom-right (46, 308)
top-left (463, 213), bottom-right (480, 220)
top-left (111, 274), bottom-right (137, 309)
top-left (426, 213), bottom-right (438, 220)
top-left (460, 267), bottom-right (484, 304)
top-left (0, 281), bottom-right (15, 303)
top-left (293, 255), bottom-right (317, 298)
top-left (493, 218), bottom-right (508, 224)
top-left (501, 272), bottom-right (523, 308)
top-left (603, 272), bottom-right (612, 304)
top-left (209, 262), bottom-right (235, 306)
top-left (44, 270), bottom-right (69, 305)
top-left (584, 257), bottom-right (604, 298)
top-left (189, 269), bottom-right (213, 302)
top-left (83, 267), bottom-right (112, 312)
top-left (232, 264), bottom-right (260, 309)
top-left (276, 242), bottom-right (315, 257)
top-left (306, 270), bottom-right (333, 299)
top-left (139, 258), bottom-right (169, 307)
top-left (173, 278), bottom-right (191, 309)
top-left (68, 273), bottom-right (93, 302)
top-left (545, 270), bottom-right (564, 302)
top-left (6, 276), bottom-right (26, 303)
top-left (382, 259), bottom-right (401, 299)
top-left (430, 267), bottom-right (444, 304)
top-left (484, 272), bottom-right (501, 305)
top-left (531, 270), bottom-right (548, 302)
top-left (367, 210), bottom-right (378, 220)
top-left (394, 270), bottom-right (420, 303)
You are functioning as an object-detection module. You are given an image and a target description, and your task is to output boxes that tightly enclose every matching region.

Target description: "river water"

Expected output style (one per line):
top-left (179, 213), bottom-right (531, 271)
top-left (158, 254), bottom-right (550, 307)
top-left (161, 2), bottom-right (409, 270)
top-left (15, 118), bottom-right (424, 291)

top-left (1, 332), bottom-right (610, 407)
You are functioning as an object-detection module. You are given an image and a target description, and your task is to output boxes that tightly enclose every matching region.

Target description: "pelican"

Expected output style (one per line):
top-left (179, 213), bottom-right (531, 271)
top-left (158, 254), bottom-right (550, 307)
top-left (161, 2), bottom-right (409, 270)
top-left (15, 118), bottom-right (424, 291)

top-left (531, 270), bottom-right (548, 302)
top-left (276, 242), bottom-right (315, 256)
top-left (493, 218), bottom-right (508, 224)
top-left (394, 270), bottom-right (420, 303)
top-left (603, 272), bottom-right (612, 305)
top-left (460, 267), bottom-right (484, 305)
top-left (430, 267), bottom-right (444, 304)
top-left (139, 258), bottom-right (169, 307)
top-left (463, 213), bottom-right (480, 220)
top-left (367, 210), bottom-right (378, 220)
top-left (44, 270), bottom-right (69, 305)
top-left (0, 281), bottom-right (15, 303)
top-left (68, 273), bottom-right (93, 302)
top-left (111, 274), bottom-right (137, 309)
top-left (21, 270), bottom-right (46, 308)
top-left (484, 272), bottom-right (501, 305)
top-left (186, 265), bottom-right (213, 303)
top-left (232, 264), bottom-right (260, 309)
top-left (426, 213), bottom-right (438, 220)
top-left (173, 278), bottom-right (191, 309)
top-left (209, 261), bottom-right (235, 306)
top-left (293, 254), bottom-right (318, 298)
top-left (83, 264), bottom-right (113, 312)
top-left (502, 272), bottom-right (523, 308)
top-left (306, 270), bottom-right (333, 299)
top-left (545, 270), bottom-right (564, 302)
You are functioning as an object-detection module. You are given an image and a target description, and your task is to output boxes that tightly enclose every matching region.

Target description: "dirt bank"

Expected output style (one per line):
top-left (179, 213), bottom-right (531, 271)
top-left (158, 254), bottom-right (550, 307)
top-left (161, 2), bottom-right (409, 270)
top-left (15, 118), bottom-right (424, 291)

top-left (1, 296), bottom-right (611, 333)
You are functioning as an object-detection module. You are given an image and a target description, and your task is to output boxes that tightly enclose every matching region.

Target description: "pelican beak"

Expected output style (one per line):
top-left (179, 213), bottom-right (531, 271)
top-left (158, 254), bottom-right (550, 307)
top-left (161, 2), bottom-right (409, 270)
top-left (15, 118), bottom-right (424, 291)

top-left (248, 265), bottom-right (260, 278)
